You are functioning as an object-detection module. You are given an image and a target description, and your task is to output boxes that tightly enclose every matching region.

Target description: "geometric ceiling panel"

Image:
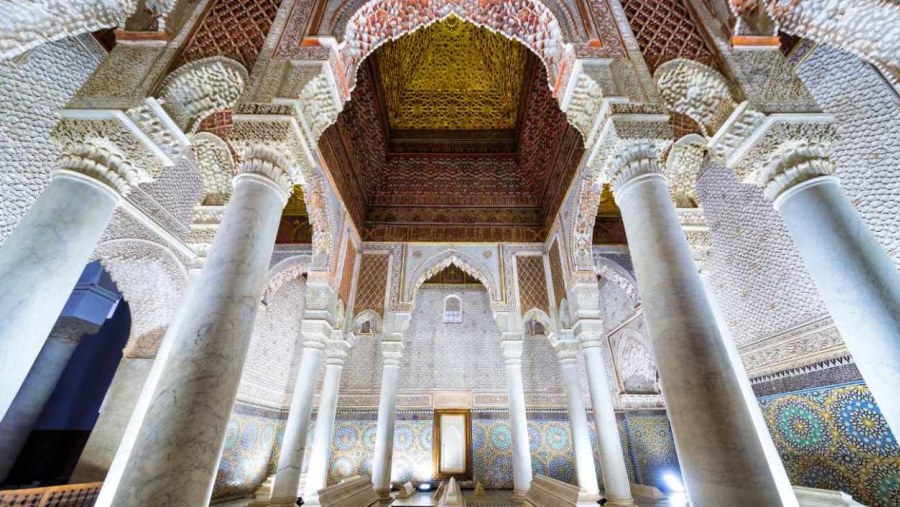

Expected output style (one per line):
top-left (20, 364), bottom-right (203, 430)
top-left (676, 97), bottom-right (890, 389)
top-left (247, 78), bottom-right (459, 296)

top-left (375, 17), bottom-right (527, 131)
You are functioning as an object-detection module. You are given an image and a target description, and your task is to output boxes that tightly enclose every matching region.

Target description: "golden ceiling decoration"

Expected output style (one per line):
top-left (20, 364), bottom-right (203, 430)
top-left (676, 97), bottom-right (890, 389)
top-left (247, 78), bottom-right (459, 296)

top-left (598, 184), bottom-right (621, 216)
top-left (283, 185), bottom-right (308, 216)
top-left (374, 17), bottom-right (527, 131)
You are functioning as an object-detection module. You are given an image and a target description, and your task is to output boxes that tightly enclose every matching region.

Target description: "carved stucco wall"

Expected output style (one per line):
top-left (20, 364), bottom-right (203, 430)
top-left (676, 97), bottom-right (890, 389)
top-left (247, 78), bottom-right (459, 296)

top-left (695, 45), bottom-right (900, 353)
top-left (236, 274), bottom-right (307, 408)
top-left (696, 162), bottom-right (825, 345)
top-left (795, 45), bottom-right (900, 266)
top-left (0, 34), bottom-right (105, 242)
top-left (341, 286), bottom-right (592, 401)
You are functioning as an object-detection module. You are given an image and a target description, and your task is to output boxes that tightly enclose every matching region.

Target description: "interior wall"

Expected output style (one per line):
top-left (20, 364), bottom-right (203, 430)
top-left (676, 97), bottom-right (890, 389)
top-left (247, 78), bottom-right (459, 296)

top-left (0, 34), bottom-right (105, 242)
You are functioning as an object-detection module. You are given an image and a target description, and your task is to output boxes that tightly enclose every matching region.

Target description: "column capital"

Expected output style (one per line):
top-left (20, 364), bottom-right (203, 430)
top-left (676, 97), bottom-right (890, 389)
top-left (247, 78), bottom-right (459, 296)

top-left (573, 319), bottom-right (606, 350)
top-left (235, 146), bottom-right (294, 202)
top-left (299, 318), bottom-right (332, 349)
top-left (762, 142), bottom-right (837, 205)
top-left (52, 100), bottom-right (191, 195)
top-left (324, 339), bottom-right (350, 366)
top-left (500, 339), bottom-right (524, 365)
top-left (609, 143), bottom-right (665, 197)
top-left (381, 340), bottom-right (404, 366)
top-left (554, 340), bottom-right (581, 366)
top-left (230, 114), bottom-right (316, 189)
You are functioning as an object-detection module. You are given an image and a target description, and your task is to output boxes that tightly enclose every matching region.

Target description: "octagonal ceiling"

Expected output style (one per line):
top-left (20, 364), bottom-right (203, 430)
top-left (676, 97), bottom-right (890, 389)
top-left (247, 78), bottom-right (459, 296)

top-left (376, 16), bottom-right (527, 131)
top-left (317, 18), bottom-right (586, 242)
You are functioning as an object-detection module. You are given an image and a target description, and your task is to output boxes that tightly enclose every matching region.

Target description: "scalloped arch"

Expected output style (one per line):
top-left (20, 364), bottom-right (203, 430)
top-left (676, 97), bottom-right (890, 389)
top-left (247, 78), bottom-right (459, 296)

top-left (262, 254), bottom-right (312, 305)
top-left (337, 0), bottom-right (571, 100)
top-left (406, 250), bottom-right (500, 302)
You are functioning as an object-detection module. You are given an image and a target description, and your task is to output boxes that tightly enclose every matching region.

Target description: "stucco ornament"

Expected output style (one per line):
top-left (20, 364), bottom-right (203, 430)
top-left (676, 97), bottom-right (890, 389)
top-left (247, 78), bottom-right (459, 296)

top-left (91, 238), bottom-right (188, 358)
top-left (655, 59), bottom-right (737, 137)
top-left (158, 57), bottom-right (249, 133)
top-left (52, 99), bottom-right (191, 195)
top-left (190, 132), bottom-right (234, 205)
top-left (408, 252), bottom-right (497, 302)
top-left (665, 134), bottom-right (707, 207)
top-left (0, 0), bottom-right (139, 61)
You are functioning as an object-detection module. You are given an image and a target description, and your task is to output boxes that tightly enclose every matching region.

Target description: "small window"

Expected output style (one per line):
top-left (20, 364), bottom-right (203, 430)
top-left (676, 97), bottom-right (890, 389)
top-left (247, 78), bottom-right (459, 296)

top-left (443, 295), bottom-right (462, 323)
top-left (359, 320), bottom-right (373, 335)
top-left (526, 319), bottom-right (545, 337)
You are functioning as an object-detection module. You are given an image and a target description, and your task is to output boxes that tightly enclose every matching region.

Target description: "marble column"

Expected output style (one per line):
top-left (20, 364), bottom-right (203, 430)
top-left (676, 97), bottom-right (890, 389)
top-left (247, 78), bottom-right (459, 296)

top-left (105, 148), bottom-right (293, 506)
top-left (574, 319), bottom-right (633, 506)
top-left (372, 341), bottom-right (404, 499)
top-left (92, 268), bottom-right (201, 506)
top-left (0, 317), bottom-right (99, 480)
top-left (269, 322), bottom-right (330, 507)
top-left (768, 161), bottom-right (900, 437)
top-left (611, 144), bottom-right (784, 505)
top-left (0, 161), bottom-right (125, 422)
top-left (554, 340), bottom-right (600, 502)
top-left (304, 340), bottom-right (350, 504)
top-left (699, 271), bottom-right (798, 506)
top-left (500, 340), bottom-right (532, 500)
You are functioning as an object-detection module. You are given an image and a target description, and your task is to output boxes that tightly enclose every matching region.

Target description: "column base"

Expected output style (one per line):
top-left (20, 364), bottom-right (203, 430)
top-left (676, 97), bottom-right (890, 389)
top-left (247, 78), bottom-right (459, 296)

top-left (577, 490), bottom-right (602, 505)
top-left (511, 489), bottom-right (528, 503)
top-left (266, 498), bottom-right (299, 507)
top-left (603, 498), bottom-right (635, 507)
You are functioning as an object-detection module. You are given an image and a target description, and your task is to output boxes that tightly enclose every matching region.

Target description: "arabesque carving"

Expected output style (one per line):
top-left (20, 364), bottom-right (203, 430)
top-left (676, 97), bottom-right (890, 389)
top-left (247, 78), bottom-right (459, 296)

top-left (158, 57), bottom-right (249, 133)
top-left (655, 59), bottom-right (737, 136)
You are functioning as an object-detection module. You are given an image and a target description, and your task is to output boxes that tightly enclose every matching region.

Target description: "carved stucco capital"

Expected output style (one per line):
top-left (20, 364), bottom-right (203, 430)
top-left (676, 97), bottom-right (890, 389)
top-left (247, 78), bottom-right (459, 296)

top-left (52, 99), bottom-right (190, 195)
top-left (235, 145), bottom-right (294, 199)
top-left (381, 340), bottom-right (405, 367)
top-left (324, 339), bottom-right (351, 365)
top-left (573, 318), bottom-right (606, 350)
top-left (608, 142), bottom-right (665, 195)
top-left (758, 141), bottom-right (836, 202)
top-left (553, 340), bottom-right (581, 365)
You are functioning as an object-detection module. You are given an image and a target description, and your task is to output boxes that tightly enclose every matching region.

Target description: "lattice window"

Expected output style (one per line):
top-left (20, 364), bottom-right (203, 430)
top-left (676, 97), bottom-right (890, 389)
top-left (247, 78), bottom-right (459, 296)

top-left (338, 241), bottom-right (357, 307)
top-left (620, 0), bottom-right (720, 73)
top-left (354, 253), bottom-right (389, 315)
top-left (516, 255), bottom-right (550, 316)
top-left (548, 240), bottom-right (566, 309)
top-left (443, 295), bottom-right (462, 323)
top-left (177, 0), bottom-right (281, 70)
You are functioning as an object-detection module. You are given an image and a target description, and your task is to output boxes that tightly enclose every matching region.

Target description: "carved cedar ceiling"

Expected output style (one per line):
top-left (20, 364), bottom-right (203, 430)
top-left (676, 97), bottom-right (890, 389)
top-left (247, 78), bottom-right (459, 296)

top-left (318, 18), bottom-right (584, 243)
top-left (620, 0), bottom-right (721, 74)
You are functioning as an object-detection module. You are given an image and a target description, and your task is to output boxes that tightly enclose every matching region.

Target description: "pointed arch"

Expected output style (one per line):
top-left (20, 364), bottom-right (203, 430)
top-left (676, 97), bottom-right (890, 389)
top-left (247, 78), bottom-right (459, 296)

top-left (262, 254), bottom-right (312, 306)
top-left (337, 0), bottom-right (571, 99)
top-left (91, 238), bottom-right (189, 357)
top-left (406, 250), bottom-right (500, 302)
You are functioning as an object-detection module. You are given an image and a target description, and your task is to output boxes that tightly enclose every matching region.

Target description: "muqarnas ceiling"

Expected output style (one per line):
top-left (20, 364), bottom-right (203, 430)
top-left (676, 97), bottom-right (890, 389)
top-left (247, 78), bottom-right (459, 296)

top-left (318, 18), bottom-right (584, 242)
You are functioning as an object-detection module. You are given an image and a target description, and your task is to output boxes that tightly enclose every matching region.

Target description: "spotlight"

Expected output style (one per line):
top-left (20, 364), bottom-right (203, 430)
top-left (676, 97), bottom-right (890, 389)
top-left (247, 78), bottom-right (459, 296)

top-left (418, 483), bottom-right (432, 492)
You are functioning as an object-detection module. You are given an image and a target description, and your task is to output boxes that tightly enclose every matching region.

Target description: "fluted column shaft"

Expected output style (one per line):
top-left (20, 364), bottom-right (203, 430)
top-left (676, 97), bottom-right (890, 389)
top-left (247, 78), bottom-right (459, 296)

top-left (372, 341), bottom-right (404, 498)
top-left (611, 145), bottom-right (784, 506)
top-left (501, 340), bottom-right (532, 500)
top-left (0, 318), bottom-right (99, 480)
top-left (554, 341), bottom-right (600, 500)
top-left (106, 149), bottom-right (292, 506)
top-left (0, 169), bottom-right (121, 422)
top-left (304, 341), bottom-right (349, 504)
top-left (771, 171), bottom-right (900, 437)
top-left (270, 326), bottom-right (328, 506)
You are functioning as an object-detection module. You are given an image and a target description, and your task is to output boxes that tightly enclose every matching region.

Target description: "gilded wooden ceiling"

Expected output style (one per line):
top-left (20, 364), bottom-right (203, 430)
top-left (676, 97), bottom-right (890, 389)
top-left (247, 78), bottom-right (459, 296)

top-left (373, 17), bottom-right (527, 131)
